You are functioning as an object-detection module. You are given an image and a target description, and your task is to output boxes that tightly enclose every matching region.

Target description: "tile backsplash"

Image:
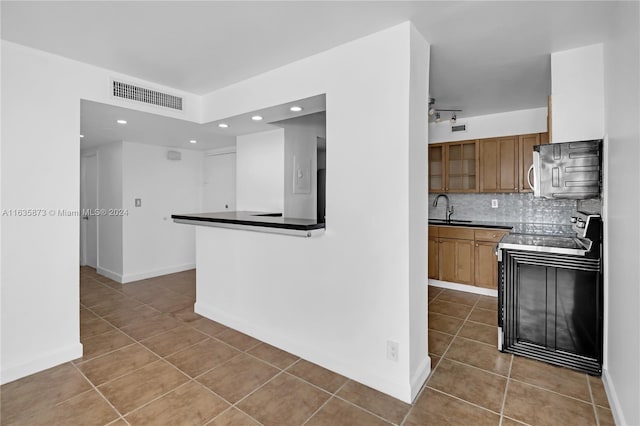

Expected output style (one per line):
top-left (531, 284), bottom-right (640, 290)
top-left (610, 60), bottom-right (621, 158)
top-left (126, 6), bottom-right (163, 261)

top-left (429, 193), bottom-right (602, 227)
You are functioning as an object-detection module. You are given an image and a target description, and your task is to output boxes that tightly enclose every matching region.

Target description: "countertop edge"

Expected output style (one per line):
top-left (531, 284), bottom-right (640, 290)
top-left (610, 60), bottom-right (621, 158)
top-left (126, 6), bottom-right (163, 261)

top-left (171, 214), bottom-right (325, 231)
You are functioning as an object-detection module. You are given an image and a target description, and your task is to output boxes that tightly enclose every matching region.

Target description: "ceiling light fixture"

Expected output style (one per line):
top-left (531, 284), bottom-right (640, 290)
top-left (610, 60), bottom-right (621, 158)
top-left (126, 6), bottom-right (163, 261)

top-left (218, 123), bottom-right (229, 128)
top-left (116, 119), bottom-right (127, 124)
top-left (80, 134), bottom-right (84, 138)
top-left (435, 112), bottom-right (441, 122)
top-left (428, 108), bottom-right (436, 116)
top-left (251, 115), bottom-right (263, 121)
top-left (189, 140), bottom-right (197, 144)
top-left (289, 106), bottom-right (303, 112)
top-left (450, 114), bottom-right (457, 124)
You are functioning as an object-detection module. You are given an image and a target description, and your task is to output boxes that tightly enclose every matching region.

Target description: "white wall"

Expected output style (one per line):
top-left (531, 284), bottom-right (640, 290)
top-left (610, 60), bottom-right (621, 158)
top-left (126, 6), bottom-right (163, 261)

top-left (551, 44), bottom-right (605, 143)
top-left (122, 142), bottom-right (201, 282)
top-left (236, 129), bottom-right (284, 212)
top-left (196, 22), bottom-right (429, 403)
top-left (0, 40), bottom-right (200, 384)
top-left (96, 142), bottom-right (123, 280)
top-left (602, 3), bottom-right (640, 425)
top-left (428, 107), bottom-right (547, 143)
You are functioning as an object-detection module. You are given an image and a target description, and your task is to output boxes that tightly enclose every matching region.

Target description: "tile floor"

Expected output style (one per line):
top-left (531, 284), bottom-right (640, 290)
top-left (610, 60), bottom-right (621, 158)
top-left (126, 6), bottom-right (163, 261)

top-left (0, 268), bottom-right (615, 425)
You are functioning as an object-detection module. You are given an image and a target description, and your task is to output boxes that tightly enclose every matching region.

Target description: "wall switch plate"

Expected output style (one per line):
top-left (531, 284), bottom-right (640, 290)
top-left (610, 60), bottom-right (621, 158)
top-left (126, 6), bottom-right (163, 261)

top-left (491, 199), bottom-right (498, 208)
top-left (387, 340), bottom-right (399, 362)
top-left (135, 198), bottom-right (142, 207)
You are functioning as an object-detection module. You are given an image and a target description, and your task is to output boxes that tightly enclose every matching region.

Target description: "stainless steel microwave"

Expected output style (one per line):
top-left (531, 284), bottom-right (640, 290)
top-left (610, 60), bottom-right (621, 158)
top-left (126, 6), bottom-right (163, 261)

top-left (527, 140), bottom-right (602, 200)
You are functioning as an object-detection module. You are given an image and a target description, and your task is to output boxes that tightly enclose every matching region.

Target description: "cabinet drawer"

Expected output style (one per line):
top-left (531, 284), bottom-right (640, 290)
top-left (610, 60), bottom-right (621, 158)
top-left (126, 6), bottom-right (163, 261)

top-left (439, 227), bottom-right (474, 240)
top-left (428, 226), bottom-right (439, 238)
top-left (474, 229), bottom-right (508, 242)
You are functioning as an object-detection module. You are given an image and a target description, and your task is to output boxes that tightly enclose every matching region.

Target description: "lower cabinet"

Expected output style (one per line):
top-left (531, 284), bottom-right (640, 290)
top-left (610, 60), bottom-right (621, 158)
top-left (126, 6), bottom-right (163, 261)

top-left (428, 225), bottom-right (508, 290)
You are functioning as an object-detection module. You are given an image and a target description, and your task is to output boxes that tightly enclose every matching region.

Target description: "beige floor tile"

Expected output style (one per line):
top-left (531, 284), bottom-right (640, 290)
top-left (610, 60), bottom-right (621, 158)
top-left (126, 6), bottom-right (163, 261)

top-left (77, 344), bottom-right (159, 386)
top-left (147, 293), bottom-right (194, 314)
top-left (90, 297), bottom-right (144, 317)
top-left (501, 416), bottom-right (529, 425)
top-left (596, 406), bottom-right (615, 426)
top-left (81, 314), bottom-right (116, 340)
top-left (99, 360), bottom-right (189, 415)
top-left (81, 285), bottom-right (123, 307)
top-left (588, 375), bottom-right (610, 408)
top-left (140, 325), bottom-right (208, 357)
top-left (429, 354), bottom-right (441, 370)
top-left (9, 389), bottom-right (118, 426)
top-left (336, 380), bottom-right (411, 425)
top-left (404, 388), bottom-right (499, 426)
top-left (429, 299), bottom-right (474, 319)
top-left (171, 305), bottom-right (203, 323)
top-left (306, 396), bottom-right (390, 425)
top-left (468, 306), bottom-right (497, 326)
top-left (166, 339), bottom-right (240, 378)
top-left (101, 304), bottom-right (161, 329)
top-left (458, 321), bottom-right (498, 346)
top-left (428, 312), bottom-right (464, 335)
top-left (510, 356), bottom-right (591, 402)
top-left (437, 289), bottom-right (481, 306)
top-left (106, 418), bottom-right (129, 425)
top-left (215, 328), bottom-right (262, 351)
top-left (80, 329), bottom-right (136, 361)
top-left (237, 373), bottom-right (330, 426)
top-left (197, 353), bottom-right (278, 403)
top-left (426, 359), bottom-right (507, 413)
top-left (191, 317), bottom-right (229, 337)
top-left (428, 330), bottom-right (454, 355)
top-left (444, 337), bottom-right (511, 376)
top-left (247, 342), bottom-right (299, 369)
top-left (476, 295), bottom-right (498, 311)
top-left (125, 381), bottom-right (227, 425)
top-left (207, 407), bottom-right (261, 426)
top-left (120, 313), bottom-right (183, 341)
top-left (0, 363), bottom-right (91, 424)
top-left (503, 380), bottom-right (596, 426)
top-left (286, 360), bottom-right (348, 393)
top-left (428, 286), bottom-right (444, 300)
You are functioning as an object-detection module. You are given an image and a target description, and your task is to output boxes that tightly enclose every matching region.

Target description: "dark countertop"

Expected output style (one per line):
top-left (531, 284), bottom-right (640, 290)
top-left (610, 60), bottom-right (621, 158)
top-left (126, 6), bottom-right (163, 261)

top-left (171, 211), bottom-right (325, 231)
top-left (428, 219), bottom-right (514, 230)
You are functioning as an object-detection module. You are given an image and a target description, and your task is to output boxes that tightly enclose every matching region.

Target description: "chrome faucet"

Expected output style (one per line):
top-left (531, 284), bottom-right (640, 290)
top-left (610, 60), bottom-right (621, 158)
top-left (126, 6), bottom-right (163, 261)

top-left (433, 194), bottom-right (454, 222)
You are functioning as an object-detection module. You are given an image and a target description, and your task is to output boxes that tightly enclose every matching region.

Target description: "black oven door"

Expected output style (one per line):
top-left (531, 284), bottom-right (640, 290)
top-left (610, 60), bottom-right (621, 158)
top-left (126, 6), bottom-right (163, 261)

top-left (499, 249), bottom-right (602, 375)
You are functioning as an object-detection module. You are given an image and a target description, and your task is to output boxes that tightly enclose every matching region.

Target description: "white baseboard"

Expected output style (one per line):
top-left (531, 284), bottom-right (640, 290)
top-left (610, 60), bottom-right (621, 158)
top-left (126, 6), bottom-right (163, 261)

top-left (410, 355), bottom-right (432, 402)
top-left (195, 301), bottom-right (414, 403)
top-left (96, 266), bottom-right (123, 283)
top-left (602, 368), bottom-right (628, 426)
top-left (121, 263), bottom-right (196, 284)
top-left (1, 342), bottom-right (83, 385)
top-left (429, 279), bottom-right (498, 297)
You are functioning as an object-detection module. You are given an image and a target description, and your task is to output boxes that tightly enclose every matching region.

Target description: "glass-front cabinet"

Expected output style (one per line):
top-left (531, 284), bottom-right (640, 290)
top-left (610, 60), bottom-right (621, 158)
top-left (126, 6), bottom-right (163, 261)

top-left (446, 140), bottom-right (478, 192)
top-left (428, 144), bottom-right (445, 193)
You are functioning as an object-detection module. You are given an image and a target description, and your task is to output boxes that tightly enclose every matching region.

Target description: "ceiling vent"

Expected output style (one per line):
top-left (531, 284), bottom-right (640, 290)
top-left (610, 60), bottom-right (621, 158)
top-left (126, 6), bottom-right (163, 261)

top-left (112, 80), bottom-right (183, 111)
top-left (451, 123), bottom-right (468, 133)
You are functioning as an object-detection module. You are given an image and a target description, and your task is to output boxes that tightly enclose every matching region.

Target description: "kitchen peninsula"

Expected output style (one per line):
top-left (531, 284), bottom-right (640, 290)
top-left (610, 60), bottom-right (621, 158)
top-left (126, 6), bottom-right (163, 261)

top-left (172, 211), bottom-right (325, 237)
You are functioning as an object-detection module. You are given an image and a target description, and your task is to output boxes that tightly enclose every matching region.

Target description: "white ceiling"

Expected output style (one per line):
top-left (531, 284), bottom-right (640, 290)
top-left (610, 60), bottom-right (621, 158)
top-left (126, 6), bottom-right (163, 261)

top-left (80, 94), bottom-right (326, 151)
top-left (2, 1), bottom-right (617, 141)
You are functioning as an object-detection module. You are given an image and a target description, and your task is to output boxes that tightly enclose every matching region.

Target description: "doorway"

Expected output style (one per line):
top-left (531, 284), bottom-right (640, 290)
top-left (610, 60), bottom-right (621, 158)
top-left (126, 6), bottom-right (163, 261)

top-left (80, 153), bottom-right (98, 267)
top-left (203, 152), bottom-right (236, 212)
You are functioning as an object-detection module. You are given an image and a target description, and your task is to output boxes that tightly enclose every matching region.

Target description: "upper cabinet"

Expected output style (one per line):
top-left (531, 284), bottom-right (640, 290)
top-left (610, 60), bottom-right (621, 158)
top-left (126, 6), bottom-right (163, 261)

top-left (430, 132), bottom-right (549, 194)
top-left (479, 136), bottom-right (518, 192)
top-left (445, 140), bottom-right (478, 193)
top-left (428, 144), bottom-right (446, 193)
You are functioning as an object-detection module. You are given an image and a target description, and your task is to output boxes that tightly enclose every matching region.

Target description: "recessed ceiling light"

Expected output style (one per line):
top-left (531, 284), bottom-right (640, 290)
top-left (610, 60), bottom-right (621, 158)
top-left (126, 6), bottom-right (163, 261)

top-left (218, 123), bottom-right (229, 128)
top-left (251, 115), bottom-right (263, 121)
top-left (289, 106), bottom-right (303, 112)
top-left (79, 134), bottom-right (84, 138)
top-left (117, 119), bottom-right (127, 124)
top-left (189, 140), bottom-right (197, 144)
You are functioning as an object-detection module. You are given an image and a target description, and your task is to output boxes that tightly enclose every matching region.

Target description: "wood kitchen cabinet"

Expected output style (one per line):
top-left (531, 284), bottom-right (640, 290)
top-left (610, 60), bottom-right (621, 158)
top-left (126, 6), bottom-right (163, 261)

top-left (474, 229), bottom-right (509, 289)
top-left (518, 133), bottom-right (549, 192)
top-left (479, 136), bottom-right (519, 192)
top-left (428, 226), bottom-right (439, 279)
top-left (428, 225), bottom-right (508, 290)
top-left (428, 144), bottom-right (446, 193)
top-left (445, 141), bottom-right (478, 193)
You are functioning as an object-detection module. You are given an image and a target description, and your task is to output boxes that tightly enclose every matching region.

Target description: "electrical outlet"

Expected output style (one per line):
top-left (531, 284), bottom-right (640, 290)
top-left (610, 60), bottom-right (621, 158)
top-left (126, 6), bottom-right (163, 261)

top-left (491, 199), bottom-right (498, 208)
top-left (135, 198), bottom-right (142, 207)
top-left (387, 340), bottom-right (399, 362)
